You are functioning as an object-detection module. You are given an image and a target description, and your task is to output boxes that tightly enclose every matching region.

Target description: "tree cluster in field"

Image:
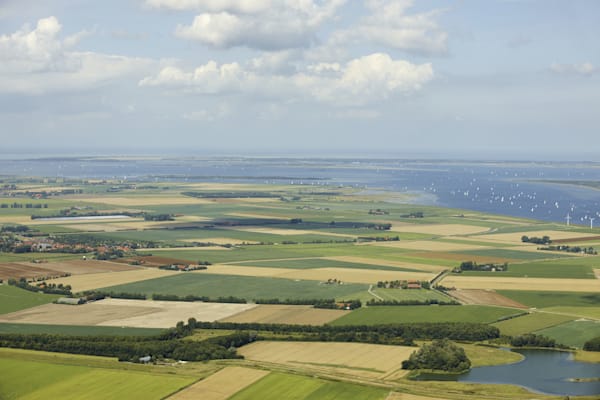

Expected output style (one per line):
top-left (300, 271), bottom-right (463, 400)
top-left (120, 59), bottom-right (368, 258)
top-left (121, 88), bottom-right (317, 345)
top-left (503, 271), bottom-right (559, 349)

top-left (158, 264), bottom-right (208, 271)
top-left (366, 299), bottom-right (459, 306)
top-left (510, 333), bottom-right (561, 348)
top-left (376, 280), bottom-right (431, 289)
top-left (151, 293), bottom-right (247, 303)
top-left (402, 339), bottom-right (471, 372)
top-left (583, 337), bottom-right (600, 351)
top-left (143, 213), bottom-right (174, 221)
top-left (453, 261), bottom-right (508, 273)
top-left (538, 245), bottom-right (597, 254)
top-left (0, 202), bottom-right (48, 209)
top-left (191, 321), bottom-right (501, 342)
top-left (400, 211), bottom-right (424, 218)
top-left (521, 235), bottom-right (551, 245)
top-left (368, 209), bottom-right (389, 215)
top-left (0, 321), bottom-right (255, 363)
top-left (8, 278), bottom-right (72, 296)
top-left (0, 225), bottom-right (30, 233)
top-left (357, 236), bottom-right (399, 242)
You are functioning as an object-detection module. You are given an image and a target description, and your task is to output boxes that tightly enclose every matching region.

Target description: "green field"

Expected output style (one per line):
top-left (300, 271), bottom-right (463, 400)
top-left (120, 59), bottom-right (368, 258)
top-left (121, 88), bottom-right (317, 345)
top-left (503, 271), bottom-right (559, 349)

top-left (234, 258), bottom-right (422, 272)
top-left (497, 290), bottom-right (600, 308)
top-left (0, 285), bottom-right (60, 314)
top-left (0, 354), bottom-right (194, 400)
top-left (371, 288), bottom-right (453, 303)
top-left (101, 273), bottom-right (369, 301)
top-left (460, 257), bottom-right (596, 279)
top-left (330, 305), bottom-right (521, 326)
top-left (535, 320), bottom-right (600, 348)
top-left (229, 372), bottom-right (387, 400)
top-left (539, 306), bottom-right (600, 319)
top-left (456, 248), bottom-right (569, 261)
top-left (492, 312), bottom-right (574, 336)
top-left (0, 323), bottom-right (163, 336)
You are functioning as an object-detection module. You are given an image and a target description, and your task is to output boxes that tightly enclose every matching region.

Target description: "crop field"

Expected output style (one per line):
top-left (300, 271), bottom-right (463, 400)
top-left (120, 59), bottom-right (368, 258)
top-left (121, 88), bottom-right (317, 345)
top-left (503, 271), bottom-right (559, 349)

top-left (455, 248), bottom-right (569, 261)
top-left (458, 257), bottom-right (596, 279)
top-left (539, 306), bottom-right (600, 319)
top-left (323, 256), bottom-right (446, 273)
top-left (371, 288), bottom-right (453, 303)
top-left (0, 260), bottom-right (139, 281)
top-left (101, 273), bottom-right (369, 300)
top-left (477, 230), bottom-right (593, 244)
top-left (75, 195), bottom-right (213, 206)
top-left (233, 258), bottom-right (424, 272)
top-left (0, 298), bottom-right (256, 328)
top-left (536, 320), bottom-right (600, 348)
top-left (0, 354), bottom-right (194, 400)
top-left (0, 285), bottom-right (60, 314)
top-left (492, 312), bottom-right (575, 336)
top-left (330, 305), bottom-right (520, 326)
top-left (411, 251), bottom-right (520, 264)
top-left (440, 276), bottom-right (600, 292)
top-left (47, 269), bottom-right (177, 292)
top-left (374, 240), bottom-right (487, 251)
top-left (0, 322), bottom-right (163, 336)
top-left (446, 289), bottom-right (527, 308)
top-left (221, 304), bottom-right (350, 325)
top-left (170, 367), bottom-right (270, 400)
top-left (237, 341), bottom-right (413, 380)
top-left (389, 223), bottom-right (491, 236)
top-left (229, 372), bottom-right (389, 400)
top-left (496, 290), bottom-right (600, 308)
top-left (0, 263), bottom-right (66, 281)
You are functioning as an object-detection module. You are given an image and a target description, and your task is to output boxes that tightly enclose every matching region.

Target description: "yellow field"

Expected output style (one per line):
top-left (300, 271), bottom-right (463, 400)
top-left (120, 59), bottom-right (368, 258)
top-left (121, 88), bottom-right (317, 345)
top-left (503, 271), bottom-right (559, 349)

top-left (220, 304), bottom-right (350, 325)
top-left (364, 240), bottom-right (486, 252)
top-left (441, 276), bottom-right (600, 292)
top-left (323, 256), bottom-right (445, 273)
top-left (46, 269), bottom-right (177, 292)
top-left (237, 341), bottom-right (414, 380)
top-left (595, 269), bottom-right (600, 279)
top-left (170, 367), bottom-right (270, 400)
top-left (201, 264), bottom-right (434, 284)
top-left (478, 230), bottom-right (591, 244)
top-left (389, 224), bottom-right (490, 236)
top-left (74, 196), bottom-right (212, 206)
top-left (0, 298), bottom-right (257, 328)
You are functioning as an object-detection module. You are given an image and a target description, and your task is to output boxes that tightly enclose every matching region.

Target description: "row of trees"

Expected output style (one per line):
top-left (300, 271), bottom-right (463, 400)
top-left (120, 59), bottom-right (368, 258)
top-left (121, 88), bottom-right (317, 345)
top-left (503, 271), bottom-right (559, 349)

top-left (8, 278), bottom-right (72, 296)
top-left (538, 245), bottom-right (597, 254)
top-left (454, 261), bottom-right (508, 272)
top-left (521, 235), bottom-right (551, 245)
top-left (366, 299), bottom-right (459, 306)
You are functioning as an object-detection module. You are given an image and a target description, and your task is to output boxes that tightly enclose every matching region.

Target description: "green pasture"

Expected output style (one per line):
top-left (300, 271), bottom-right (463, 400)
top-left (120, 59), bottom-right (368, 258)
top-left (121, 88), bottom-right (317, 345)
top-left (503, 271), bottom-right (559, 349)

top-left (233, 258), bottom-right (422, 272)
top-left (536, 320), bottom-right (600, 348)
top-left (0, 252), bottom-right (81, 263)
top-left (539, 306), bottom-right (600, 319)
top-left (229, 372), bottom-right (387, 400)
top-left (497, 290), bottom-right (600, 308)
top-left (370, 288), bottom-right (453, 302)
top-left (492, 312), bottom-right (574, 336)
top-left (0, 285), bottom-right (60, 315)
top-left (457, 248), bottom-right (569, 261)
top-left (101, 273), bottom-right (369, 301)
top-left (460, 257), bottom-right (597, 279)
top-left (0, 357), bottom-right (193, 400)
top-left (329, 305), bottom-right (520, 326)
top-left (0, 322), bottom-right (163, 336)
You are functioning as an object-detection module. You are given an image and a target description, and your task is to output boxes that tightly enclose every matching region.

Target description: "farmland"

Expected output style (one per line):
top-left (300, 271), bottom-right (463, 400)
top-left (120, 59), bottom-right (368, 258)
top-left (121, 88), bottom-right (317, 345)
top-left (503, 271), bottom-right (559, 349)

top-left (221, 304), bottom-right (350, 325)
top-left (536, 320), bottom-right (600, 348)
top-left (0, 285), bottom-right (60, 314)
top-left (170, 367), bottom-right (270, 400)
top-left (497, 290), bottom-right (600, 308)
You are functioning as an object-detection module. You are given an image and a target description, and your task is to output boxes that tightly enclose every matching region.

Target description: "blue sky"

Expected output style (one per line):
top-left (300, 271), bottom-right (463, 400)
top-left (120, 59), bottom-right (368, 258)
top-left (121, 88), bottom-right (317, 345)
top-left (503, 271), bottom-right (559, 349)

top-left (1, 0), bottom-right (598, 159)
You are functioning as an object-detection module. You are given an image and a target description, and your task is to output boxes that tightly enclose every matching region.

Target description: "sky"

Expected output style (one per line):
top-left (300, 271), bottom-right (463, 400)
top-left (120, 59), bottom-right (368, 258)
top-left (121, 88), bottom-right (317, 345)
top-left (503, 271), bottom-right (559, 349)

top-left (0, 0), bottom-right (599, 159)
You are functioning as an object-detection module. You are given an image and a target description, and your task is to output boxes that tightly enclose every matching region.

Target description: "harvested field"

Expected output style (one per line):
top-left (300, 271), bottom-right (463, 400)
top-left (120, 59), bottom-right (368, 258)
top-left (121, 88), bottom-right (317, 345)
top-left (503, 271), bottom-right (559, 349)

top-left (553, 235), bottom-right (600, 244)
top-left (410, 251), bottom-right (518, 264)
top-left (220, 304), bottom-right (350, 325)
top-left (63, 221), bottom-right (165, 232)
top-left (46, 269), bottom-right (177, 292)
top-left (37, 259), bottom-right (138, 275)
top-left (170, 367), bottom-right (270, 400)
top-left (238, 341), bottom-right (413, 380)
top-left (0, 298), bottom-right (257, 328)
top-left (479, 230), bottom-right (590, 244)
top-left (448, 289), bottom-right (528, 308)
top-left (367, 240), bottom-right (486, 252)
top-left (323, 256), bottom-right (445, 273)
top-left (441, 276), bottom-right (600, 292)
top-left (182, 237), bottom-right (259, 245)
top-left (122, 255), bottom-right (194, 266)
top-left (389, 224), bottom-right (490, 236)
top-left (75, 196), bottom-right (212, 206)
top-left (0, 262), bottom-right (67, 281)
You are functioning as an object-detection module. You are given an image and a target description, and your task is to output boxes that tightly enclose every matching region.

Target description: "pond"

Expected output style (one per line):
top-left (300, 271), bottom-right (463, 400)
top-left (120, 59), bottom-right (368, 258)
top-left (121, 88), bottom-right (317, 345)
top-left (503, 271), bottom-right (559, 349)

top-left (415, 349), bottom-right (600, 396)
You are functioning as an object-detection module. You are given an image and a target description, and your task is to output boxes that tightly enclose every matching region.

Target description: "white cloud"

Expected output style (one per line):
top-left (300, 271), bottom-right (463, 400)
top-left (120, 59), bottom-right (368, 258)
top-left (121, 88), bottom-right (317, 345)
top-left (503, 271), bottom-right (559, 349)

top-left (140, 52), bottom-right (433, 106)
top-left (330, 0), bottom-right (448, 55)
top-left (183, 103), bottom-right (231, 121)
top-left (0, 17), bottom-right (153, 94)
top-left (172, 0), bottom-right (346, 50)
top-left (550, 62), bottom-right (596, 76)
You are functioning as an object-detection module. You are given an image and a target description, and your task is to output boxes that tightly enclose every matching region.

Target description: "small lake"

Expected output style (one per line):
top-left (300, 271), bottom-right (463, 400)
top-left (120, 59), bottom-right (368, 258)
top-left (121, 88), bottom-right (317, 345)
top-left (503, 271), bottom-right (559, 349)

top-left (415, 349), bottom-right (600, 396)
top-left (34, 215), bottom-right (133, 221)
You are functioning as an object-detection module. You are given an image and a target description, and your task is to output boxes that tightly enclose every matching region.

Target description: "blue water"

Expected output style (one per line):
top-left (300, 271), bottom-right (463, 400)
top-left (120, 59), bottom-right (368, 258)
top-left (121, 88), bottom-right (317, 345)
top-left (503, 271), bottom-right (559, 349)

top-left (417, 349), bottom-right (600, 396)
top-left (1, 157), bottom-right (600, 224)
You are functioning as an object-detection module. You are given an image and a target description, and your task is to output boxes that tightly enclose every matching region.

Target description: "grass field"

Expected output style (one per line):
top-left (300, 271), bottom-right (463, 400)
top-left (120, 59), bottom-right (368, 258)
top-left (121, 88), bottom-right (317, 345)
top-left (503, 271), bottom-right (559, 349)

top-left (0, 285), bottom-right (60, 314)
top-left (497, 290), bottom-right (600, 308)
top-left (234, 258), bottom-right (423, 272)
top-left (229, 372), bottom-right (388, 400)
top-left (0, 353), bottom-right (194, 400)
top-left (459, 257), bottom-right (596, 279)
top-left (539, 306), bottom-right (600, 319)
top-left (329, 305), bottom-right (521, 325)
top-left (0, 322), bottom-right (163, 336)
top-left (492, 312), bottom-right (575, 336)
top-left (535, 320), bottom-right (600, 348)
top-left (101, 273), bottom-right (368, 301)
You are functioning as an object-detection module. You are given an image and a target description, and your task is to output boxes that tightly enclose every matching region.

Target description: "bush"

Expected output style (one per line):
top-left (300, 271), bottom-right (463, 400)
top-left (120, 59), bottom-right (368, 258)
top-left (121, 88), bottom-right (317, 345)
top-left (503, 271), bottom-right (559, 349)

top-left (583, 337), bottom-right (600, 351)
